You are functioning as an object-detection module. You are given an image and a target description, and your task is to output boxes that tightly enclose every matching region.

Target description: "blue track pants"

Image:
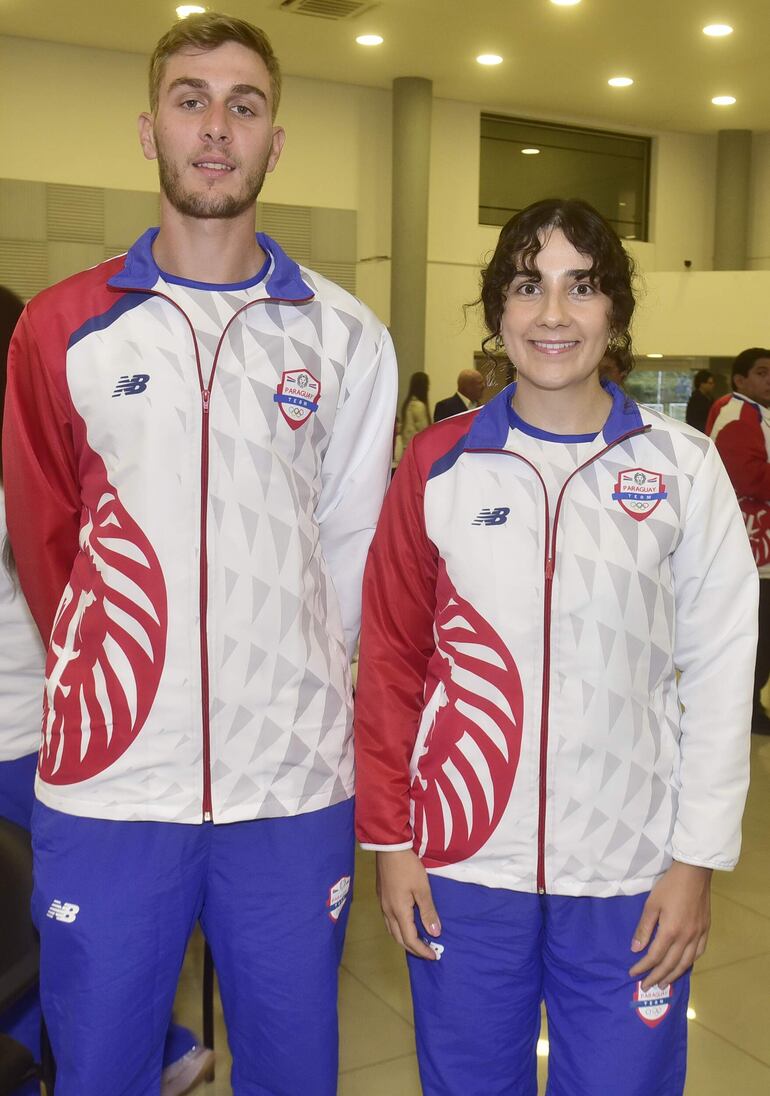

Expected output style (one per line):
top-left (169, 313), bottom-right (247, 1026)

top-left (31, 797), bottom-right (354, 1096)
top-left (408, 875), bottom-right (689, 1096)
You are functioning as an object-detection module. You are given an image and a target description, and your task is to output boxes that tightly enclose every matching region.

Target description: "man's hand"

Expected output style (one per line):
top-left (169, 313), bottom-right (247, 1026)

top-left (629, 861), bottom-right (712, 990)
top-left (376, 849), bottom-right (442, 960)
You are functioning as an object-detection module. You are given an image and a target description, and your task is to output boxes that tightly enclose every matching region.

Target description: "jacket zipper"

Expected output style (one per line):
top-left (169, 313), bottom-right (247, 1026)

top-left (467, 424), bottom-right (650, 893)
top-left (118, 285), bottom-right (314, 822)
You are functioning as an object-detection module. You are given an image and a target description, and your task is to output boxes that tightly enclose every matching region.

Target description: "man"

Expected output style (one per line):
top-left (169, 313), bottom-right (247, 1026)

top-left (707, 348), bottom-right (770, 734)
top-left (433, 368), bottom-right (484, 421)
top-left (3, 13), bottom-right (396, 1094)
top-left (685, 368), bottom-right (716, 433)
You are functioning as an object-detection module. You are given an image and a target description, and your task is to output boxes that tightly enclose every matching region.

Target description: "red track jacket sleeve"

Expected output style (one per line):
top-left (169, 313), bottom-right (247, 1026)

top-left (710, 397), bottom-right (770, 500)
top-left (3, 306), bottom-right (81, 643)
top-left (354, 434), bottom-right (441, 849)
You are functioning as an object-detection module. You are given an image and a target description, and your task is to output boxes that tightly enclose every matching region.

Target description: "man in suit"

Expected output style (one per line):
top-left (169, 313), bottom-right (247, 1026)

top-left (434, 369), bottom-right (484, 422)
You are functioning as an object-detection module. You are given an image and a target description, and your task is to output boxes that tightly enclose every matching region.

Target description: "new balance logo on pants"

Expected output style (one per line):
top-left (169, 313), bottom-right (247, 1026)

top-left (47, 900), bottom-right (80, 923)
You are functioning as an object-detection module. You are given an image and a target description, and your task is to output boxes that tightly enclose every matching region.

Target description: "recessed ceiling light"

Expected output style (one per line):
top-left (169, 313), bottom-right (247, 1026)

top-left (712, 95), bottom-right (736, 106)
top-left (703, 24), bottom-right (733, 37)
top-left (551, 0), bottom-right (582, 6)
top-left (176, 4), bottom-right (206, 16)
top-left (356, 34), bottom-right (383, 46)
top-left (536, 1039), bottom-right (549, 1057)
top-left (521, 148), bottom-right (540, 155)
top-left (608, 76), bottom-right (634, 88)
top-left (687, 1008), bottom-right (697, 1020)
top-left (647, 353), bottom-right (663, 359)
top-left (477, 54), bottom-right (503, 66)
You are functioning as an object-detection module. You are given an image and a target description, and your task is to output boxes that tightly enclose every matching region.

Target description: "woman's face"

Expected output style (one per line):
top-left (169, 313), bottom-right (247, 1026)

top-left (500, 228), bottom-right (612, 398)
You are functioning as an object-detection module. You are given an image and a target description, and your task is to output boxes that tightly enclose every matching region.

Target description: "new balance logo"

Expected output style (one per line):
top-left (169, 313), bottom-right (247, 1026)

top-left (46, 900), bottom-right (80, 923)
top-left (112, 374), bottom-right (150, 397)
top-left (472, 507), bottom-right (510, 526)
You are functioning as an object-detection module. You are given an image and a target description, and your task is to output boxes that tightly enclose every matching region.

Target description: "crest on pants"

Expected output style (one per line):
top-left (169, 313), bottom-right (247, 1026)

top-left (631, 981), bottom-right (672, 1027)
top-left (326, 876), bottom-right (351, 922)
top-left (612, 468), bottom-right (667, 522)
top-left (273, 369), bottom-right (321, 430)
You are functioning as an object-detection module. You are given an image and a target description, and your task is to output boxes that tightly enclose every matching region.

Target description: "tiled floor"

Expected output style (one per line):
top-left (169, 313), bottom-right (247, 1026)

top-left (174, 735), bottom-right (770, 1094)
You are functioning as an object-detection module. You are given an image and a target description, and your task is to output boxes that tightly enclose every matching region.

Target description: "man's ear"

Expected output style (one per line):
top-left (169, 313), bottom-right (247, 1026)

top-left (138, 113), bottom-right (158, 162)
top-left (733, 374), bottom-right (746, 395)
top-left (266, 126), bottom-right (286, 174)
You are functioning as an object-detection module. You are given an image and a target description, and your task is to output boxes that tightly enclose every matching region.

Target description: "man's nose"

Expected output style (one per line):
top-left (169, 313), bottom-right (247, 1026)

top-left (200, 103), bottom-right (231, 143)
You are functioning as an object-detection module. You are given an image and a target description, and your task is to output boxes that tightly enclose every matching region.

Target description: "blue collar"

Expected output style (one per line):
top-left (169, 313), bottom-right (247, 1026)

top-left (466, 379), bottom-right (645, 450)
top-left (107, 227), bottom-right (314, 300)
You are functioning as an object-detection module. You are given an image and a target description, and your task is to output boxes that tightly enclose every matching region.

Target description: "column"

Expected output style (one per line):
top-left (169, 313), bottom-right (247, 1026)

top-left (390, 77), bottom-right (432, 396)
top-left (714, 130), bottom-right (752, 270)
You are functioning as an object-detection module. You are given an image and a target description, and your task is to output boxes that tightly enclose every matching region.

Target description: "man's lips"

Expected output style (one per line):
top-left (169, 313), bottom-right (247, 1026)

top-left (192, 159), bottom-right (235, 173)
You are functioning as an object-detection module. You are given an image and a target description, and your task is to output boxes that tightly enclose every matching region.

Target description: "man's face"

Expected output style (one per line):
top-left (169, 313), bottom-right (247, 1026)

top-left (138, 42), bottom-right (284, 220)
top-left (700, 376), bottom-right (716, 397)
top-left (735, 358), bottom-right (770, 406)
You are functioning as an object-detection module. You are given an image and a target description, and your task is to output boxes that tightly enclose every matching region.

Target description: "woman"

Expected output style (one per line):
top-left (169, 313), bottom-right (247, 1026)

top-left (0, 286), bottom-right (212, 1096)
top-left (354, 199), bottom-right (756, 1095)
top-left (398, 371), bottom-right (432, 458)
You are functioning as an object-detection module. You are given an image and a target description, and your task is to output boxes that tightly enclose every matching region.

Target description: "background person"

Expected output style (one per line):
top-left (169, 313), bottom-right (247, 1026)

top-left (685, 369), bottom-right (716, 433)
top-left (597, 344), bottom-right (633, 387)
top-left (355, 198), bottom-right (756, 1096)
top-left (707, 347), bottom-right (770, 734)
top-left (397, 371), bottom-right (432, 458)
top-left (3, 14), bottom-right (396, 1094)
top-left (433, 368), bottom-right (484, 422)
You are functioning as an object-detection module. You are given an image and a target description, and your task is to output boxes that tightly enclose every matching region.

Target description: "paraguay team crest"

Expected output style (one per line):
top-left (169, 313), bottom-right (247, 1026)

top-left (631, 981), bottom-right (673, 1028)
top-left (612, 467), bottom-right (667, 522)
top-left (273, 369), bottom-right (321, 430)
top-left (326, 876), bottom-right (351, 922)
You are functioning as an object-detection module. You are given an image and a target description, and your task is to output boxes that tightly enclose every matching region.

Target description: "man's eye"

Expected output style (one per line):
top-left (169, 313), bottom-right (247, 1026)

top-left (232, 104), bottom-right (255, 117)
top-left (181, 99), bottom-right (201, 110)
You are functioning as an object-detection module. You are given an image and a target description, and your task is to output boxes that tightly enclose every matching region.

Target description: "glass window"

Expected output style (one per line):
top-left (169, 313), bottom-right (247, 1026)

top-left (479, 114), bottom-right (650, 241)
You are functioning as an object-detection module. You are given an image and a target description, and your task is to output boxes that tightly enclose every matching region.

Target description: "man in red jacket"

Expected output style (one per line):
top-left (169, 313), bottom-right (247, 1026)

top-left (708, 347), bottom-right (770, 733)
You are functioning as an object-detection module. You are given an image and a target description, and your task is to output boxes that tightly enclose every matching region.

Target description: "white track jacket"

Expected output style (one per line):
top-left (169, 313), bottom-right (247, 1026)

top-left (4, 229), bottom-right (397, 823)
top-left (355, 384), bottom-right (756, 897)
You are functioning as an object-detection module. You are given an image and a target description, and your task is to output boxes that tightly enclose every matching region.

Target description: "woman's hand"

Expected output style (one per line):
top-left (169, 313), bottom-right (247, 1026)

top-left (629, 861), bottom-right (712, 990)
top-left (376, 849), bottom-right (442, 960)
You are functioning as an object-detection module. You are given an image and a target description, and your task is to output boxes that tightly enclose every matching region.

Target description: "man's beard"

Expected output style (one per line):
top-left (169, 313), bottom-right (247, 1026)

top-left (156, 144), bottom-right (268, 220)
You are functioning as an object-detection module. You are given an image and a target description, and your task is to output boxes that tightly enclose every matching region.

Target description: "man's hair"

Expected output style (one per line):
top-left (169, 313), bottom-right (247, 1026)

top-left (693, 369), bottom-right (714, 389)
top-left (732, 348), bottom-right (770, 385)
top-left (477, 198), bottom-right (636, 364)
top-left (149, 13), bottom-right (282, 117)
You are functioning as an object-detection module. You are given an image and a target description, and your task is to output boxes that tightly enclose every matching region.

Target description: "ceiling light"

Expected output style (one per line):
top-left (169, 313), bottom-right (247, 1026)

top-left (703, 24), bottom-right (733, 37)
top-left (687, 1008), bottom-right (697, 1020)
top-left (176, 4), bottom-right (206, 16)
top-left (712, 95), bottom-right (736, 105)
top-left (536, 1039), bottom-right (549, 1057)
top-left (647, 353), bottom-right (663, 359)
top-left (477, 54), bottom-right (503, 66)
top-left (551, 0), bottom-right (582, 6)
top-left (356, 34), bottom-right (383, 46)
top-left (608, 76), bottom-right (633, 88)
top-left (521, 148), bottom-right (540, 155)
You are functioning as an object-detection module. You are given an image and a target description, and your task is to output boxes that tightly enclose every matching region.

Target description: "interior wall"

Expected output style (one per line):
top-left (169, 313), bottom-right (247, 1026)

top-left (2, 33), bottom-right (768, 405)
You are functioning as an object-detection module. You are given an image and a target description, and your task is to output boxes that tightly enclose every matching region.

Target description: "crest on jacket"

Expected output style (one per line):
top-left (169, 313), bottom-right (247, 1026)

top-left (612, 467), bottom-right (667, 522)
top-left (273, 369), bottom-right (321, 430)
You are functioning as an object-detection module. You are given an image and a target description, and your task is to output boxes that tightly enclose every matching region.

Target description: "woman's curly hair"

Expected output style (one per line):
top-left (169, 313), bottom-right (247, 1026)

top-left (479, 197), bottom-right (636, 366)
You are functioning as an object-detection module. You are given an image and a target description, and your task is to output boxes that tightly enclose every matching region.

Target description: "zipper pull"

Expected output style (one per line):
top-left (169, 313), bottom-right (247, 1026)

top-left (202, 389), bottom-right (210, 413)
top-left (545, 556), bottom-right (554, 580)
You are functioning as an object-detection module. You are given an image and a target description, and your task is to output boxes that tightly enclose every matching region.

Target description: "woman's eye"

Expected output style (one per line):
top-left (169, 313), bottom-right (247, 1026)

top-left (517, 282), bottom-right (540, 296)
top-left (573, 282), bottom-right (595, 296)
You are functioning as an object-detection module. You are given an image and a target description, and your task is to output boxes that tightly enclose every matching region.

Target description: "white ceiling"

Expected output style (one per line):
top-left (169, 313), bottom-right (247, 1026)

top-left (2, 0), bottom-right (769, 134)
